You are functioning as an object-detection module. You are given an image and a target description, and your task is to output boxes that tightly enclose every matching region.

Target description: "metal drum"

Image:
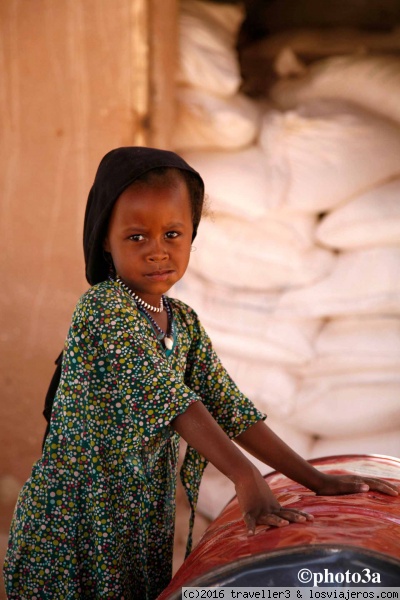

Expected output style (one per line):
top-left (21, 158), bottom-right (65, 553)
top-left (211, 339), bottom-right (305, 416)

top-left (158, 455), bottom-right (400, 598)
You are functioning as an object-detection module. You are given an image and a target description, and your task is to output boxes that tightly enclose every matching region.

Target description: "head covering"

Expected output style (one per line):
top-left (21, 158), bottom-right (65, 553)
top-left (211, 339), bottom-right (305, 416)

top-left (83, 146), bottom-right (205, 285)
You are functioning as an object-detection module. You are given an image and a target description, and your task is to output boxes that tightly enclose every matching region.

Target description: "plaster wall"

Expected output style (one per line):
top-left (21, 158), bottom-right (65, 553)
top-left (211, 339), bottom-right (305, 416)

top-left (0, 1), bottom-right (160, 595)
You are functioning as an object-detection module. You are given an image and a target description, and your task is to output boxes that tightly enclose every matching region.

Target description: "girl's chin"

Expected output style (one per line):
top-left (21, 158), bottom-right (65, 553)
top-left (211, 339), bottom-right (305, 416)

top-left (118, 271), bottom-right (182, 297)
top-left (136, 281), bottom-right (176, 298)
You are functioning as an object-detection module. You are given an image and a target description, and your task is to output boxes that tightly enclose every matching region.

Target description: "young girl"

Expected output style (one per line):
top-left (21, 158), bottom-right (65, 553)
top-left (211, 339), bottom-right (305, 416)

top-left (4, 147), bottom-right (398, 600)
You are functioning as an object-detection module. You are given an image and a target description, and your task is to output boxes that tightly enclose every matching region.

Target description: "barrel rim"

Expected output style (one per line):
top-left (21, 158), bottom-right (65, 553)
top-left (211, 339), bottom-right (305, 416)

top-left (167, 543), bottom-right (400, 596)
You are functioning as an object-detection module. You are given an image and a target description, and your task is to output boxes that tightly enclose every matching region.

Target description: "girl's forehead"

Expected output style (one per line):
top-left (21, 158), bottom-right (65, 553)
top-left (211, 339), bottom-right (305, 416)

top-left (110, 179), bottom-right (193, 223)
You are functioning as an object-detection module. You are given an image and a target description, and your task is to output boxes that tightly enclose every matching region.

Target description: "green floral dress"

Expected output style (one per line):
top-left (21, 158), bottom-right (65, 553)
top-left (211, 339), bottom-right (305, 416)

top-left (4, 280), bottom-right (264, 600)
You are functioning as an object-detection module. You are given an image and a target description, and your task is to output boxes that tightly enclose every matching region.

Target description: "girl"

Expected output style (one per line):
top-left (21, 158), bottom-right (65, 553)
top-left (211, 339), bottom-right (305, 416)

top-left (4, 147), bottom-right (398, 600)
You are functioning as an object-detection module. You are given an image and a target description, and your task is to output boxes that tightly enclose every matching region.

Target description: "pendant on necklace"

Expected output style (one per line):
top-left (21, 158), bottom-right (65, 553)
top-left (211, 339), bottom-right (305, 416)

top-left (164, 336), bottom-right (174, 350)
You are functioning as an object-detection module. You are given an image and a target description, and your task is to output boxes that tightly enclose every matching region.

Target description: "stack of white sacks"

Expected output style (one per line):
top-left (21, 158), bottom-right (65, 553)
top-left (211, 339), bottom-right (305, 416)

top-left (174, 0), bottom-right (400, 519)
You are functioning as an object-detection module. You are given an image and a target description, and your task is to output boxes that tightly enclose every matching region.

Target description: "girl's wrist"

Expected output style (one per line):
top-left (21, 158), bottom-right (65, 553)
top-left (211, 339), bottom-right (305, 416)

top-left (281, 462), bottom-right (329, 494)
top-left (305, 469), bottom-right (331, 494)
top-left (232, 462), bottom-right (267, 490)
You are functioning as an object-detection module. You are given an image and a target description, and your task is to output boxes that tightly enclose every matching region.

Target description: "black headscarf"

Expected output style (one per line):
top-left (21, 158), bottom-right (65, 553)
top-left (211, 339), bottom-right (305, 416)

top-left (83, 146), bottom-right (204, 285)
top-left (43, 147), bottom-right (204, 445)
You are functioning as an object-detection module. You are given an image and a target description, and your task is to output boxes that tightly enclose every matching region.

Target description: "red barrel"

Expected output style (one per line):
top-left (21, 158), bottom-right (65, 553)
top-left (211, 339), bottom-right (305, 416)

top-left (159, 455), bottom-right (400, 598)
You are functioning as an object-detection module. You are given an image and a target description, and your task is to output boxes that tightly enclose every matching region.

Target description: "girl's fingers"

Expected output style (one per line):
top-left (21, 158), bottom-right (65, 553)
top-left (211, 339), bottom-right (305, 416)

top-left (362, 478), bottom-right (399, 496)
top-left (336, 476), bottom-right (399, 496)
top-left (244, 508), bottom-right (314, 535)
top-left (244, 512), bottom-right (289, 534)
top-left (243, 512), bottom-right (257, 536)
top-left (346, 481), bottom-right (370, 493)
top-left (321, 474), bottom-right (400, 496)
top-left (258, 513), bottom-right (289, 527)
top-left (278, 508), bottom-right (313, 522)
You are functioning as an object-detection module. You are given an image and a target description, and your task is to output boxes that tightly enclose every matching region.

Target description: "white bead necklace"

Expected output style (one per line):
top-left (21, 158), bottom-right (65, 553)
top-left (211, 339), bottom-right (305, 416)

top-left (116, 276), bottom-right (163, 313)
top-left (114, 276), bottom-right (175, 350)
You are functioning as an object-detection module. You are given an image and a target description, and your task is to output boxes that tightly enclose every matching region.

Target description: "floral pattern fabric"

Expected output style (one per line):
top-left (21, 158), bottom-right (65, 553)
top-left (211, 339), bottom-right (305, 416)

top-left (4, 280), bottom-right (264, 600)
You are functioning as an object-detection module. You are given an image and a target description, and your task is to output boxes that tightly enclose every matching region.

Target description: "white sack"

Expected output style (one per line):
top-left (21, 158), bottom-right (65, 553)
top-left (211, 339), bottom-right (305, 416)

top-left (178, 0), bottom-right (243, 97)
top-left (182, 146), bottom-right (280, 218)
top-left (190, 211), bottom-right (334, 290)
top-left (258, 207), bottom-right (316, 246)
top-left (259, 100), bottom-right (400, 213)
top-left (195, 209), bottom-right (316, 251)
top-left (287, 375), bottom-right (400, 438)
top-left (173, 88), bottom-right (261, 151)
top-left (220, 355), bottom-right (299, 418)
top-left (299, 370), bottom-right (400, 388)
top-left (316, 178), bottom-right (400, 250)
top-left (310, 428), bottom-right (400, 461)
top-left (174, 273), bottom-right (321, 365)
top-left (208, 327), bottom-right (313, 366)
top-left (302, 317), bottom-right (400, 376)
top-left (184, 0), bottom-right (243, 39)
top-left (276, 247), bottom-right (400, 318)
top-left (197, 417), bottom-right (314, 520)
top-left (270, 54), bottom-right (400, 126)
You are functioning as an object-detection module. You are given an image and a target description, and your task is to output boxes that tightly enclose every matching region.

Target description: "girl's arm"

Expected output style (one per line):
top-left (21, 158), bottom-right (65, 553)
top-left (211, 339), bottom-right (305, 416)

top-left (172, 401), bottom-right (313, 534)
top-left (235, 420), bottom-right (399, 497)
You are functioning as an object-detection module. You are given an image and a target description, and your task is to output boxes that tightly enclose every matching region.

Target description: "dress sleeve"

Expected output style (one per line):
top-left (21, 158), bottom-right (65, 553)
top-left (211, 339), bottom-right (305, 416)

top-left (74, 285), bottom-right (201, 444)
top-left (183, 308), bottom-right (265, 438)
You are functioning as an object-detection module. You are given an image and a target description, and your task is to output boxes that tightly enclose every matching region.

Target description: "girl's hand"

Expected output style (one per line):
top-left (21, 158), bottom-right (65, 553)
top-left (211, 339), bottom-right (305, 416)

top-left (235, 467), bottom-right (314, 536)
top-left (314, 473), bottom-right (399, 497)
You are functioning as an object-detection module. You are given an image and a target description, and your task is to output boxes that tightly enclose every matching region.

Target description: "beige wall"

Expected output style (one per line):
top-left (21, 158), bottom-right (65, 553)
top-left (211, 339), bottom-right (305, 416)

top-left (0, 1), bottom-right (177, 595)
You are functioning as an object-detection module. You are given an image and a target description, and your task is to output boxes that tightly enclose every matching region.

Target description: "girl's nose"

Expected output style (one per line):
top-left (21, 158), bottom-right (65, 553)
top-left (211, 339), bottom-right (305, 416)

top-left (147, 239), bottom-right (168, 262)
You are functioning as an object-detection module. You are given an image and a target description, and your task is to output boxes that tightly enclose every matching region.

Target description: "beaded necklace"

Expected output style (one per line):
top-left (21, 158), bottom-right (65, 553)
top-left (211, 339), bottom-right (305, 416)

top-left (116, 276), bottom-right (163, 313)
top-left (114, 276), bottom-right (175, 350)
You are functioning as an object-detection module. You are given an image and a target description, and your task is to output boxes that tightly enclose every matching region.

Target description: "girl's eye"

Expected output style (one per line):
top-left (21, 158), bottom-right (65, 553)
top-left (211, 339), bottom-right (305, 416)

top-left (129, 234), bottom-right (145, 242)
top-left (165, 231), bottom-right (180, 239)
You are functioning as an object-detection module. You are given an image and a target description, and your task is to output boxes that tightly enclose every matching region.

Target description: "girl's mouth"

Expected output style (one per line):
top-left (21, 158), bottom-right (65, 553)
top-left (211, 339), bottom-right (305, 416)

top-left (145, 269), bottom-right (174, 282)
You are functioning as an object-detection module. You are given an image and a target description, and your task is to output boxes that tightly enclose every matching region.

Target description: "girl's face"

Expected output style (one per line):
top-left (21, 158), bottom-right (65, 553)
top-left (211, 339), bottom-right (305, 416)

top-left (104, 178), bottom-right (193, 304)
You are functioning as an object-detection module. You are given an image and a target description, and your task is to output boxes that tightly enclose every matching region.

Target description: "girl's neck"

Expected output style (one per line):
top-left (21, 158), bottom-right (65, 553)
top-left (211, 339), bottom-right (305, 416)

top-left (115, 276), bottom-right (164, 313)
